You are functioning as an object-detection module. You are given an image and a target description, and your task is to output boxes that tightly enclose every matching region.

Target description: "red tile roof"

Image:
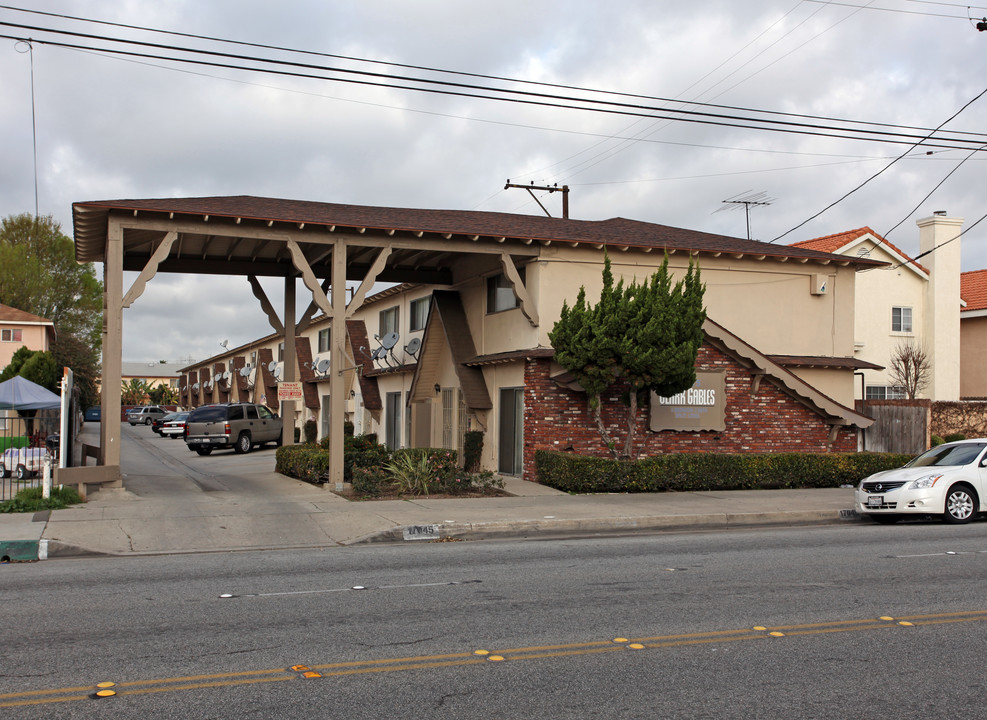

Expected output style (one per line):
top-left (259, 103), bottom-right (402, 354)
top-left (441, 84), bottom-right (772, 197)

top-left (790, 227), bottom-right (927, 274)
top-left (961, 269), bottom-right (987, 311)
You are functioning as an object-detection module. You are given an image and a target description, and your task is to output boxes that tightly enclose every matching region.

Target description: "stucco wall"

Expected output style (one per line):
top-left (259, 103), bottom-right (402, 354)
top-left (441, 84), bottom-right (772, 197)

top-left (960, 315), bottom-right (987, 398)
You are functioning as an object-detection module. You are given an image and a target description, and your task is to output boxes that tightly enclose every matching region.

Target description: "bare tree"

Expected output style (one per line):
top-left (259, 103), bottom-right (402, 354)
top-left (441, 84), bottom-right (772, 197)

top-left (888, 340), bottom-right (931, 399)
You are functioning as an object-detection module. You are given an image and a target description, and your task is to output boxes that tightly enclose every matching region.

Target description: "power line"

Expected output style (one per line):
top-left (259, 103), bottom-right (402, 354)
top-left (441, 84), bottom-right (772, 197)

top-left (3, 24), bottom-right (987, 156)
top-left (771, 83), bottom-right (987, 243)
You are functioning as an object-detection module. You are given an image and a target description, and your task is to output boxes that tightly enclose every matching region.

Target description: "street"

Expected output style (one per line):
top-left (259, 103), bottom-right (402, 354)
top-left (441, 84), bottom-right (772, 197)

top-left (2, 521), bottom-right (986, 718)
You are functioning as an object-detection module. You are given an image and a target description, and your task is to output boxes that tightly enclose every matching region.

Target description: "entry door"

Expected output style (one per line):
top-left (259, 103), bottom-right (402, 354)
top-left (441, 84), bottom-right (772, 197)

top-left (385, 392), bottom-right (402, 450)
top-left (498, 388), bottom-right (524, 475)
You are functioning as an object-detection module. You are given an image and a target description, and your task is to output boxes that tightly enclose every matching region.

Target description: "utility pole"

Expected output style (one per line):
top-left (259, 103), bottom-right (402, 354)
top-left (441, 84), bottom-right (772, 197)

top-left (504, 180), bottom-right (569, 219)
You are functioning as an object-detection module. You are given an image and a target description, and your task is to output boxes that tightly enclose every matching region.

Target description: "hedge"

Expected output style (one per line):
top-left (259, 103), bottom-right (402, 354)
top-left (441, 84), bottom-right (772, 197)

top-left (534, 450), bottom-right (915, 493)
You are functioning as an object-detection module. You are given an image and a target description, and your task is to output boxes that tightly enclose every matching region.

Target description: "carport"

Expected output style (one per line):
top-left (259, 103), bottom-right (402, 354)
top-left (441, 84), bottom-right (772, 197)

top-left (70, 196), bottom-right (544, 489)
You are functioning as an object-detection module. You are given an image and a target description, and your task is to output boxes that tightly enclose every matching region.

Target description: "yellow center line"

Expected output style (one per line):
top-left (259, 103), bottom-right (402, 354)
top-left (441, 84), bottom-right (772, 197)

top-left (3, 609), bottom-right (986, 709)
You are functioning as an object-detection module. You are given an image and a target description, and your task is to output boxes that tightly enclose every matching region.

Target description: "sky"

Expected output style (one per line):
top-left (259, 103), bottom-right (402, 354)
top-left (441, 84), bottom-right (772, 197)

top-left (2, 0), bottom-right (987, 362)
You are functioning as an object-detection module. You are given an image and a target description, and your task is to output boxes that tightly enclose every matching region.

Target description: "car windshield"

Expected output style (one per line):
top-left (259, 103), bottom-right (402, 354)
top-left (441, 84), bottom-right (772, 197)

top-left (189, 406), bottom-right (227, 423)
top-left (906, 442), bottom-right (987, 468)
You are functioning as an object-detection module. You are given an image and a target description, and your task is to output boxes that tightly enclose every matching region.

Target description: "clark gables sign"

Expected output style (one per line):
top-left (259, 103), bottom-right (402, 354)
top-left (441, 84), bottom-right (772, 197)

top-left (649, 370), bottom-right (726, 432)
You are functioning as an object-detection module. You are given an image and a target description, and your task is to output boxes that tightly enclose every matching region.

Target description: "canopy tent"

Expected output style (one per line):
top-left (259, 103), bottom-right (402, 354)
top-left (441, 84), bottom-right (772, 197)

top-left (0, 376), bottom-right (61, 411)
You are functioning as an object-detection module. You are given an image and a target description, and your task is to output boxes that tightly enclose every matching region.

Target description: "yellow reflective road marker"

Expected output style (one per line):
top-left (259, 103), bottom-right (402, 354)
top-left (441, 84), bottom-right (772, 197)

top-left (880, 616), bottom-right (895, 621)
top-left (487, 655), bottom-right (505, 662)
top-left (613, 638), bottom-right (629, 643)
top-left (753, 626), bottom-right (767, 631)
top-left (95, 682), bottom-right (116, 689)
top-left (302, 671), bottom-right (322, 678)
top-left (290, 665), bottom-right (309, 672)
top-left (473, 650), bottom-right (489, 656)
top-left (769, 632), bottom-right (785, 637)
top-left (628, 643), bottom-right (645, 650)
top-left (898, 621), bottom-right (914, 627)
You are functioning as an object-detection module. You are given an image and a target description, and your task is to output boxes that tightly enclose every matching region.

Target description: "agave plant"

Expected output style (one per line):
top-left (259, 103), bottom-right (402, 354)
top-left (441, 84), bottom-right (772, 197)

top-left (386, 452), bottom-right (433, 496)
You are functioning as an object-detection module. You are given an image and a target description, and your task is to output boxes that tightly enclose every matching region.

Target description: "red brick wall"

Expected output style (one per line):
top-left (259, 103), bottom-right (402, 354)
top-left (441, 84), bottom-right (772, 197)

top-left (522, 344), bottom-right (858, 481)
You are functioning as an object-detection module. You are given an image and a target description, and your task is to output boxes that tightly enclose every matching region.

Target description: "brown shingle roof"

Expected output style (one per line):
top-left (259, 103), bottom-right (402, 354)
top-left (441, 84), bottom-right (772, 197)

top-left (0, 304), bottom-right (53, 325)
top-left (73, 195), bottom-right (885, 267)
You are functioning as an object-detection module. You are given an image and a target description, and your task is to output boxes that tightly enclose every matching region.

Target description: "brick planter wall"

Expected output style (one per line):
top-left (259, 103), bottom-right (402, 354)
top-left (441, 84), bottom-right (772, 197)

top-left (522, 344), bottom-right (858, 481)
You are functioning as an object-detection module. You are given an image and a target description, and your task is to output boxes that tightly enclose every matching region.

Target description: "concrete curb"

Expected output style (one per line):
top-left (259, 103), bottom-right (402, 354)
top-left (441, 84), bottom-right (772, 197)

top-left (0, 538), bottom-right (48, 562)
top-left (344, 508), bottom-right (863, 545)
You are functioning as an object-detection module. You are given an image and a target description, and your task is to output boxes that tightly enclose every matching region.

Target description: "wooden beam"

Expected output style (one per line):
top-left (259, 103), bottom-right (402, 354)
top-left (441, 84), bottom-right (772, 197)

top-left (122, 231), bottom-right (178, 308)
top-left (347, 246), bottom-right (392, 318)
top-left (248, 275), bottom-right (285, 335)
top-left (500, 252), bottom-right (539, 327)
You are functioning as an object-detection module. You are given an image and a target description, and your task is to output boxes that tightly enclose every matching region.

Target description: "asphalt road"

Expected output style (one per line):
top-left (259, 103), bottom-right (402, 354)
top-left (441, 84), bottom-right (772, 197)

top-left (2, 522), bottom-right (986, 718)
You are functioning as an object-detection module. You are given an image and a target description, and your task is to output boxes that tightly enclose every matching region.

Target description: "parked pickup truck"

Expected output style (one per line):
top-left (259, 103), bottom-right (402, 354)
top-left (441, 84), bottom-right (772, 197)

top-left (0, 447), bottom-right (49, 480)
top-left (184, 403), bottom-right (282, 455)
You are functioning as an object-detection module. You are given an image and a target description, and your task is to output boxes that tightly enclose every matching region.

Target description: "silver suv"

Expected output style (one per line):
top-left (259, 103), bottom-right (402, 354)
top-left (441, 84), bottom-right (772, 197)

top-left (127, 405), bottom-right (167, 425)
top-left (183, 403), bottom-right (283, 455)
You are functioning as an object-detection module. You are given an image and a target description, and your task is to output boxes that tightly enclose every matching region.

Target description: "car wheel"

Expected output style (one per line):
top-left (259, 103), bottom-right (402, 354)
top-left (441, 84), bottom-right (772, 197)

top-left (145, 417), bottom-right (152, 425)
top-left (15, 465), bottom-right (28, 480)
top-left (0, 465), bottom-right (9, 479)
top-left (870, 514), bottom-right (901, 524)
top-left (195, 447), bottom-right (213, 456)
top-left (943, 484), bottom-right (977, 524)
top-left (234, 433), bottom-right (252, 454)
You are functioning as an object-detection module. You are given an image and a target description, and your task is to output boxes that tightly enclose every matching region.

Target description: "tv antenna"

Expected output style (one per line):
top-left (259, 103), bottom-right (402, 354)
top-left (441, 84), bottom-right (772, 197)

top-left (716, 191), bottom-right (774, 241)
top-left (505, 180), bottom-right (570, 219)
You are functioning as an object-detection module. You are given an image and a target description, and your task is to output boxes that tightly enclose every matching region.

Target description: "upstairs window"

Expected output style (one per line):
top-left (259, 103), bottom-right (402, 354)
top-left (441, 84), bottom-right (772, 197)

top-left (277, 342), bottom-right (285, 361)
top-left (1, 328), bottom-right (22, 342)
top-left (487, 268), bottom-right (525, 314)
top-left (379, 306), bottom-right (400, 336)
top-left (892, 306), bottom-right (912, 333)
top-left (318, 328), bottom-right (331, 353)
top-left (410, 297), bottom-right (431, 331)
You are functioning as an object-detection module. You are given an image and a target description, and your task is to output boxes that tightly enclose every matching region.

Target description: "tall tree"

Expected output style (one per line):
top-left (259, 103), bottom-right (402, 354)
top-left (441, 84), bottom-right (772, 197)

top-left (550, 253), bottom-right (706, 459)
top-left (0, 213), bottom-right (103, 350)
top-left (888, 340), bottom-right (930, 399)
top-left (52, 333), bottom-right (101, 409)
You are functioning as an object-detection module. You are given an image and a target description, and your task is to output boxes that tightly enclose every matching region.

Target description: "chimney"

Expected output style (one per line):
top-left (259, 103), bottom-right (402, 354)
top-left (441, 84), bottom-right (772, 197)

top-left (917, 212), bottom-right (963, 401)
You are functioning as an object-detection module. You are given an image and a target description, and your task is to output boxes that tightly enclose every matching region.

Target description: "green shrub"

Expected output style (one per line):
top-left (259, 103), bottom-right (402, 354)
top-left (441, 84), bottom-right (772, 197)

top-left (944, 433), bottom-right (966, 443)
top-left (534, 450), bottom-right (915, 494)
top-left (931, 435), bottom-right (944, 447)
top-left (275, 445), bottom-right (329, 483)
top-left (463, 431), bottom-right (484, 472)
top-left (303, 420), bottom-right (318, 444)
top-left (351, 466), bottom-right (388, 497)
top-left (0, 485), bottom-right (83, 513)
top-left (387, 451), bottom-right (433, 496)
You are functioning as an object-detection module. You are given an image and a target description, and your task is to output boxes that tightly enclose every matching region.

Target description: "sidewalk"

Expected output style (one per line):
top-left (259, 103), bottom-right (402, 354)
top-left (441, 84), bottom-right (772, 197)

top-left (1, 472), bottom-right (862, 560)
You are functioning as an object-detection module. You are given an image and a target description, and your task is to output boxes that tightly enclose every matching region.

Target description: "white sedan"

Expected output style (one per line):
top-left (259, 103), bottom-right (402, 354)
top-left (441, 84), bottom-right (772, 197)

top-left (856, 439), bottom-right (987, 524)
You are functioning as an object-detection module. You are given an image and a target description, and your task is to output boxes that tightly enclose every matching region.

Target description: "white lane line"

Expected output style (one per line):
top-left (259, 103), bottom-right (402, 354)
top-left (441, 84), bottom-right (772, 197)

top-left (220, 579), bottom-right (481, 598)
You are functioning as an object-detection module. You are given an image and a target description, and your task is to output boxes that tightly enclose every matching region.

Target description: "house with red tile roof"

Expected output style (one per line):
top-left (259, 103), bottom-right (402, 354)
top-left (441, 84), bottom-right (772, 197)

top-left (791, 213), bottom-right (963, 401)
top-left (960, 269), bottom-right (987, 398)
top-left (0, 304), bottom-right (55, 369)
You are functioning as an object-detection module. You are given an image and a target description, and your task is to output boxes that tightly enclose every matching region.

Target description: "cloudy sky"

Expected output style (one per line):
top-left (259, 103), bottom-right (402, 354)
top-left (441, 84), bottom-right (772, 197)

top-left (2, 0), bottom-right (987, 362)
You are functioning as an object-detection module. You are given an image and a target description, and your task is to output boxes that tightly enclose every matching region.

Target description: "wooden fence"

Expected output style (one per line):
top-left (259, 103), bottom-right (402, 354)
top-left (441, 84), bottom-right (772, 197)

top-left (856, 399), bottom-right (987, 455)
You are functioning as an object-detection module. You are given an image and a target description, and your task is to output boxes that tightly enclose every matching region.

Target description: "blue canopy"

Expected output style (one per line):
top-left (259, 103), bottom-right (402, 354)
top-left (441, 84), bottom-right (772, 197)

top-left (0, 375), bottom-right (61, 410)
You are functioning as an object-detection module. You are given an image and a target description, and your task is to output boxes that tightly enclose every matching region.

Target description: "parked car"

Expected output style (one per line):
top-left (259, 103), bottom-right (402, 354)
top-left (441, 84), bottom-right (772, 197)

top-left (160, 411), bottom-right (190, 439)
top-left (84, 406), bottom-right (101, 422)
top-left (127, 406), bottom-right (168, 426)
top-left (856, 439), bottom-right (987, 524)
top-left (184, 403), bottom-right (282, 455)
top-left (0, 447), bottom-right (49, 480)
top-left (150, 412), bottom-right (175, 434)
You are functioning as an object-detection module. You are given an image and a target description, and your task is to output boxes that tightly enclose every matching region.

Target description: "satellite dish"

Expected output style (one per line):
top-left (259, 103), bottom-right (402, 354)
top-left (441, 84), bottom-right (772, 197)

top-left (371, 347), bottom-right (385, 363)
top-left (317, 358), bottom-right (331, 374)
top-left (380, 332), bottom-right (400, 350)
top-left (239, 366), bottom-right (250, 377)
top-left (268, 361), bottom-right (278, 373)
top-left (193, 383), bottom-right (200, 391)
top-left (405, 337), bottom-right (422, 357)
top-left (246, 368), bottom-right (256, 388)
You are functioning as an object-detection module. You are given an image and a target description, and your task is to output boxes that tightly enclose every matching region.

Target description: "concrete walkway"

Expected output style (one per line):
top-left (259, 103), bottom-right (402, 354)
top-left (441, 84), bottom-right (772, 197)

top-left (0, 423), bottom-right (864, 560)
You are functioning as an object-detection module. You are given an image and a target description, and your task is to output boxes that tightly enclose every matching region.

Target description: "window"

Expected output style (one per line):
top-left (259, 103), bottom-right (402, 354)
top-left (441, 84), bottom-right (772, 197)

top-left (380, 307), bottom-right (400, 336)
top-left (487, 269), bottom-right (524, 314)
top-left (385, 392), bottom-right (402, 450)
top-left (249, 351), bottom-right (257, 369)
top-left (442, 388), bottom-right (455, 449)
top-left (318, 328), bottom-right (331, 353)
top-left (278, 342), bottom-right (285, 361)
top-left (410, 297), bottom-right (431, 331)
top-left (1, 328), bottom-right (22, 342)
top-left (892, 306), bottom-right (912, 333)
top-left (865, 385), bottom-right (906, 400)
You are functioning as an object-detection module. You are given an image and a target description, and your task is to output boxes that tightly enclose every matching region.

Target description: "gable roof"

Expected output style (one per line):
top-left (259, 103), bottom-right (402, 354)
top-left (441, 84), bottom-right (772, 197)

top-left (0, 304), bottom-right (53, 326)
top-left (791, 227), bottom-right (926, 275)
top-left (961, 269), bottom-right (987, 312)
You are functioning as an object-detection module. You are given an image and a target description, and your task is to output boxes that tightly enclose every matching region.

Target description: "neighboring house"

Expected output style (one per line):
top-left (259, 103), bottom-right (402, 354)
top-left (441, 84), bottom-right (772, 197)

top-left (178, 202), bottom-right (879, 478)
top-left (960, 269), bottom-right (987, 398)
top-left (790, 213), bottom-right (963, 402)
top-left (121, 361), bottom-right (184, 391)
top-left (0, 304), bottom-right (56, 369)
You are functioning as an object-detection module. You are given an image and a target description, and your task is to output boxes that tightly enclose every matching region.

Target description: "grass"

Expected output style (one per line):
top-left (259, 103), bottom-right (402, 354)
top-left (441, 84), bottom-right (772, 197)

top-left (0, 486), bottom-right (83, 513)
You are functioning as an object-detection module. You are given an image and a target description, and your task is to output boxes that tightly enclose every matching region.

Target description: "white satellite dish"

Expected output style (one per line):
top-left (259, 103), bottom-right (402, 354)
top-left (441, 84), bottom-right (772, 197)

top-left (192, 382), bottom-right (200, 391)
top-left (246, 368), bottom-right (256, 389)
top-left (239, 366), bottom-right (250, 377)
top-left (268, 361), bottom-right (278, 373)
top-left (274, 361), bottom-right (284, 380)
top-left (316, 358), bottom-right (331, 374)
